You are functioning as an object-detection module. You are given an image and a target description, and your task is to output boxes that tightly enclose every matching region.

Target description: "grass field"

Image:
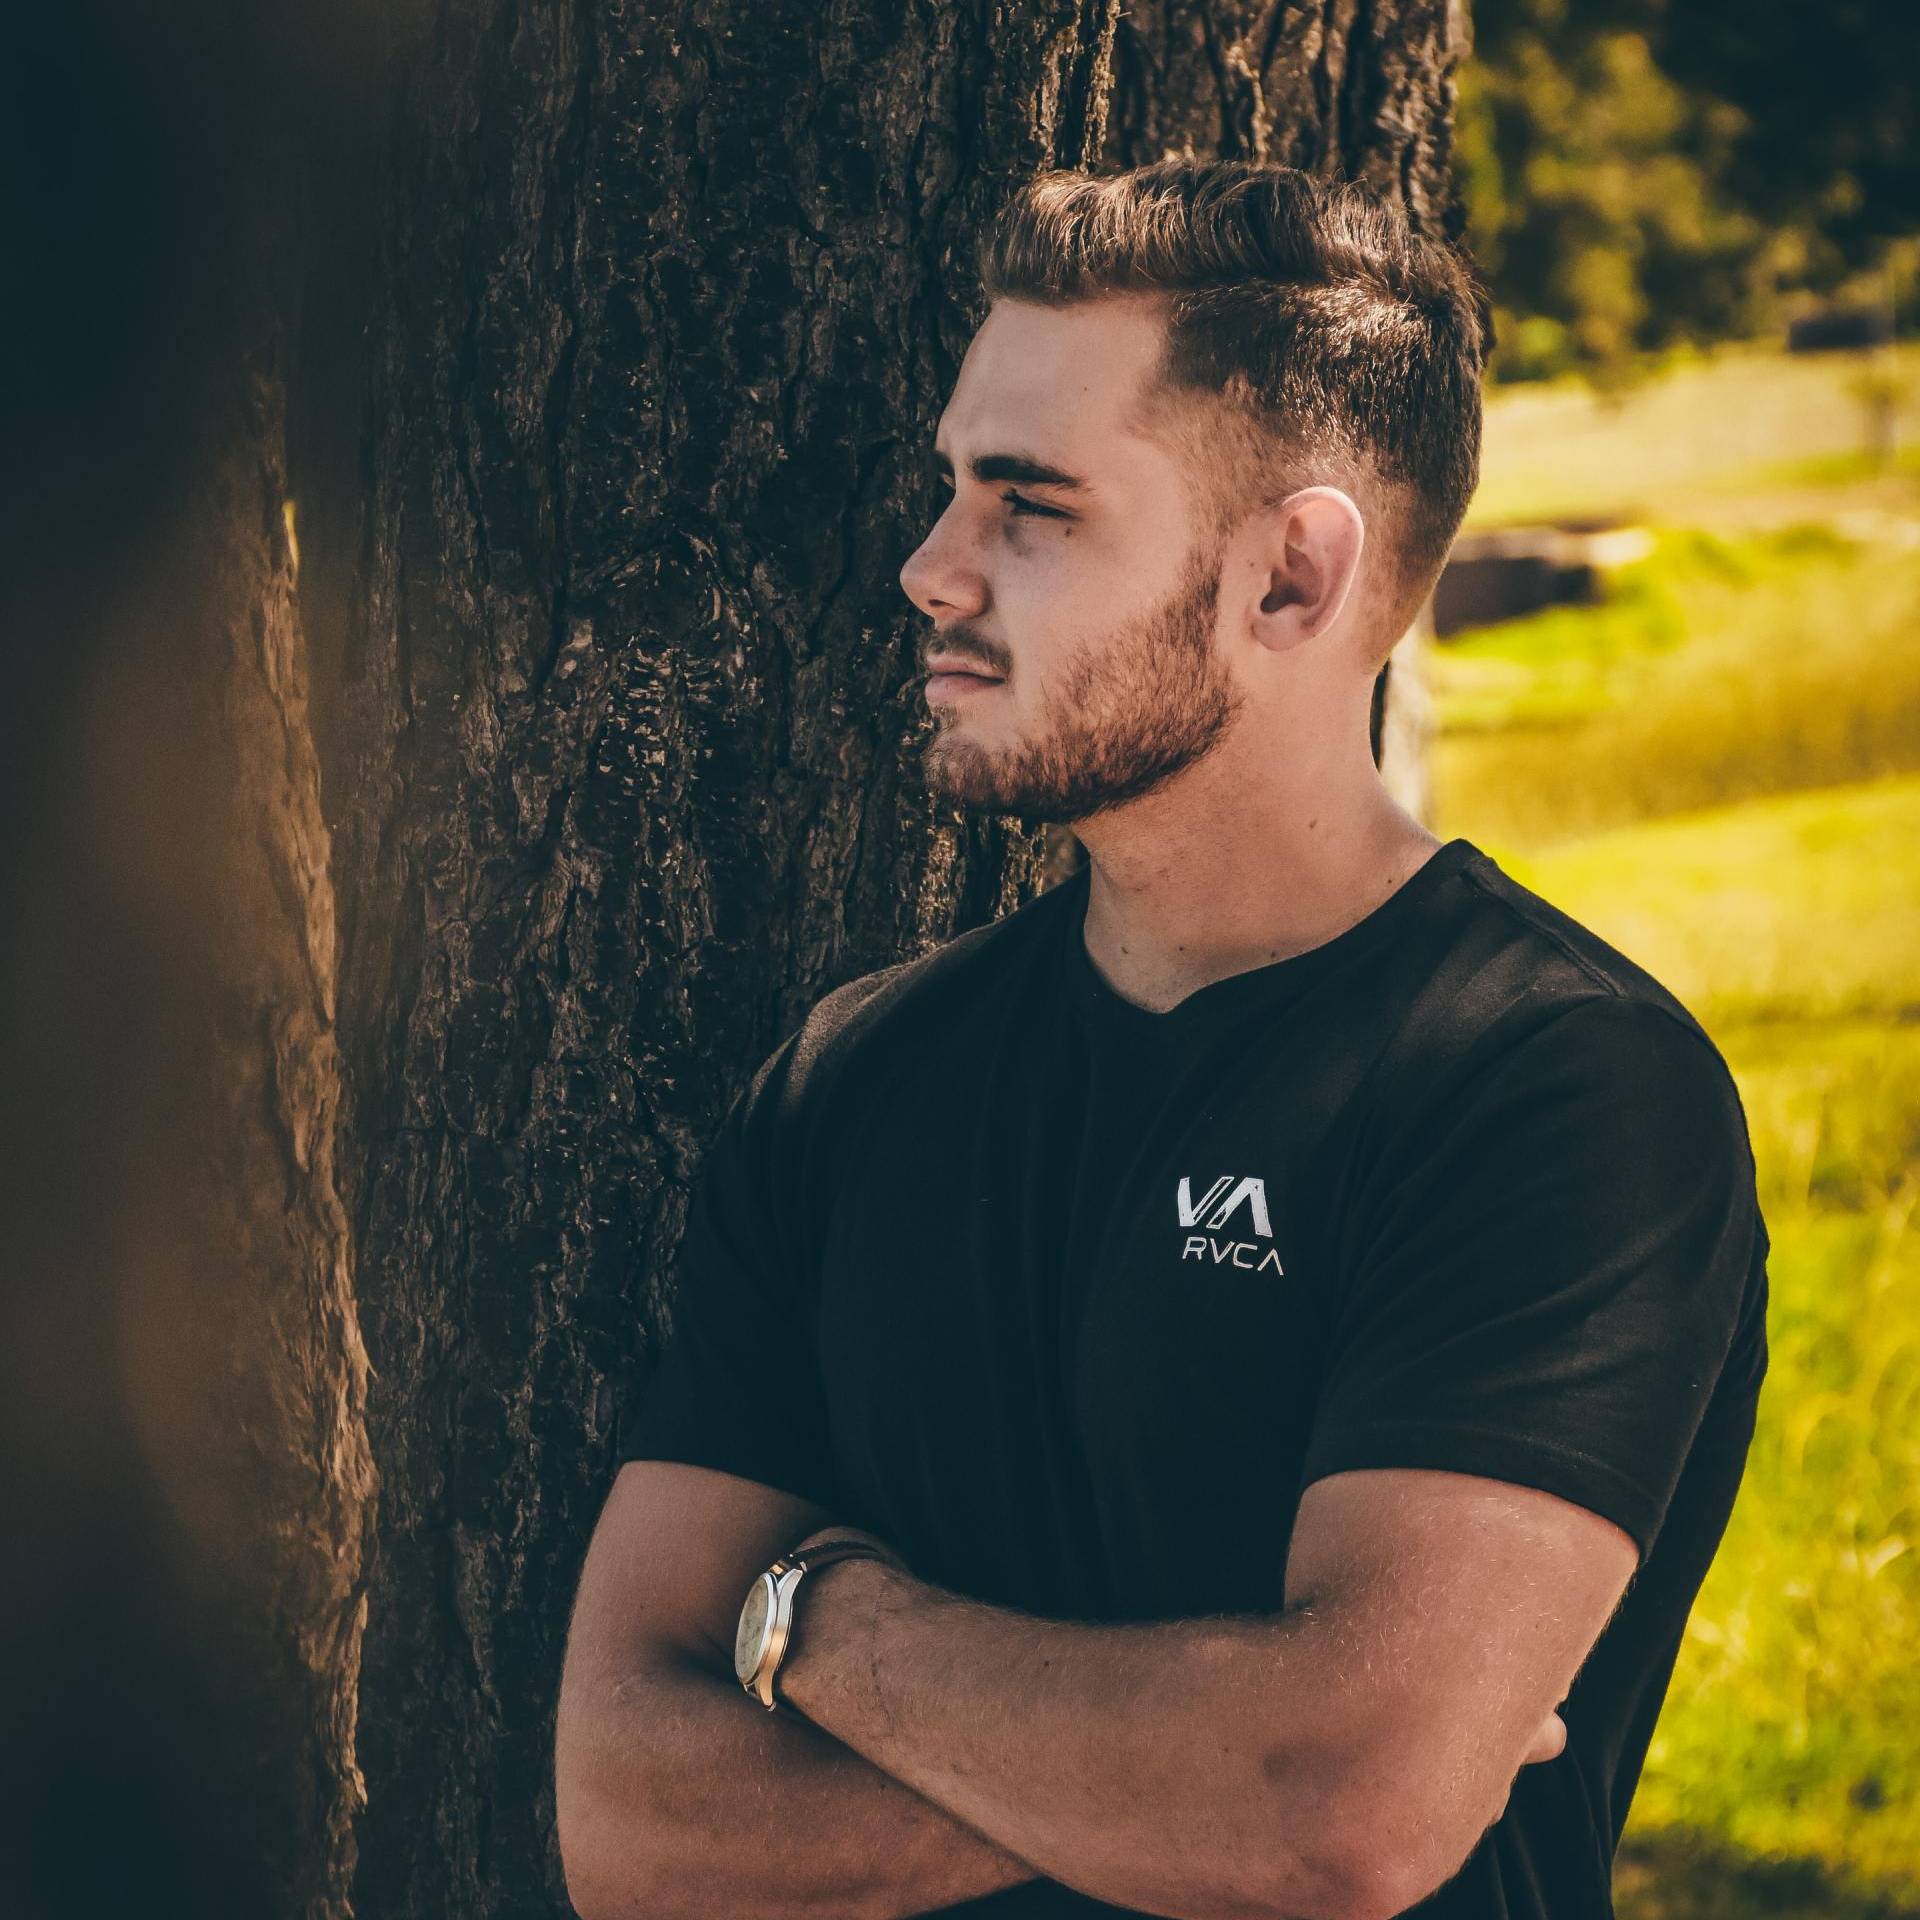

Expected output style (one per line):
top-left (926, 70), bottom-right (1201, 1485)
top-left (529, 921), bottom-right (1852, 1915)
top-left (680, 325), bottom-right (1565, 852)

top-left (1434, 345), bottom-right (1920, 1916)
top-left (1467, 341), bottom-right (1920, 533)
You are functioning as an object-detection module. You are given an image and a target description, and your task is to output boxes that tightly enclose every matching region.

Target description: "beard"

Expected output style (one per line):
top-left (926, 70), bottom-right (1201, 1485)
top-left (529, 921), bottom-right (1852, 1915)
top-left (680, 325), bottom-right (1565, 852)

top-left (920, 532), bottom-right (1243, 826)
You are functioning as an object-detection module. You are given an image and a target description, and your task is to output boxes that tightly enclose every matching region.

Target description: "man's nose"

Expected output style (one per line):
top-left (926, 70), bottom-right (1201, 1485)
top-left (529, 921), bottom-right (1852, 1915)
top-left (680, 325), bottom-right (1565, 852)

top-left (899, 514), bottom-right (986, 621)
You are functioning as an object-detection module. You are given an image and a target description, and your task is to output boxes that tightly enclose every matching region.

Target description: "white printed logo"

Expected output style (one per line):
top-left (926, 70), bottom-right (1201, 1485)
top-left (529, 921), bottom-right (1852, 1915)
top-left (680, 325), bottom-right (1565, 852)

top-left (1176, 1175), bottom-right (1272, 1237)
top-left (1176, 1176), bottom-right (1284, 1273)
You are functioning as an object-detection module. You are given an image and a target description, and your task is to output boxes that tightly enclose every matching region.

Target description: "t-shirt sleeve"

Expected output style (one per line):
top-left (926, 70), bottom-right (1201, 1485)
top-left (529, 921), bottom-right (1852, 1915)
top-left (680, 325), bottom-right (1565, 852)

top-left (1298, 993), bottom-right (1766, 1563)
top-left (613, 1030), bottom-right (846, 1514)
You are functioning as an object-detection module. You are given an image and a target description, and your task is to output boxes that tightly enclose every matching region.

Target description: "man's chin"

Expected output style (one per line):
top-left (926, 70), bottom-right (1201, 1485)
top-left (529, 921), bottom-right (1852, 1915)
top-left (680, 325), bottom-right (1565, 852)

top-left (922, 740), bottom-right (1054, 821)
top-left (921, 729), bottom-right (1228, 829)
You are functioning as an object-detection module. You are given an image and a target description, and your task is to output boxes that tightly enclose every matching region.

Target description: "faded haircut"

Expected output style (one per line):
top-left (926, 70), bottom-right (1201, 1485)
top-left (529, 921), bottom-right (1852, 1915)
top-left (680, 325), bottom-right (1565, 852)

top-left (974, 159), bottom-right (1491, 664)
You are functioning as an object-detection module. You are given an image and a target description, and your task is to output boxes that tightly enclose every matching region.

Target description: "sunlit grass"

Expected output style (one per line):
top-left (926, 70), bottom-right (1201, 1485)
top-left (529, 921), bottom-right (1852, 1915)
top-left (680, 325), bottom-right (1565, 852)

top-left (1466, 341), bottom-right (1920, 531)
top-left (1430, 462), bottom-right (1920, 1910)
top-left (1483, 777), bottom-right (1920, 1027)
top-left (1432, 526), bottom-right (1920, 848)
top-left (1726, 443), bottom-right (1920, 493)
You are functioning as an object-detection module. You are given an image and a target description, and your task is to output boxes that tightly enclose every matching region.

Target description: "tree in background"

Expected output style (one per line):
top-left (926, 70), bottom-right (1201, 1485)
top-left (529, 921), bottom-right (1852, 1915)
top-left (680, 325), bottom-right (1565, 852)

top-left (332, 9), bottom-right (1466, 1916)
top-left (1457, 0), bottom-right (1920, 385)
top-left (1657, 0), bottom-right (1919, 287)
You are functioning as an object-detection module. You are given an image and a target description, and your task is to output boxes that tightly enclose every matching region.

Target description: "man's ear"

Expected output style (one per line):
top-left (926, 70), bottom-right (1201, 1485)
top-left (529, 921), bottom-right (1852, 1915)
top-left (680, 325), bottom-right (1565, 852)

top-left (1244, 485), bottom-right (1367, 654)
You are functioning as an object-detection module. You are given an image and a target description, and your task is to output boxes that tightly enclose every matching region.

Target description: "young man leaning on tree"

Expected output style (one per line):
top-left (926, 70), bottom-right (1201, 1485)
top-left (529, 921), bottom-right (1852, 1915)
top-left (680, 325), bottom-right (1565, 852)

top-left (555, 159), bottom-right (1769, 1920)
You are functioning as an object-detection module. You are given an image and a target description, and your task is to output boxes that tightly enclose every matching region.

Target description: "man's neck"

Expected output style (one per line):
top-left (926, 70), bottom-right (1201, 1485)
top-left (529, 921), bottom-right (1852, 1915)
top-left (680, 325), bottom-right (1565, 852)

top-left (1072, 773), bottom-right (1442, 1015)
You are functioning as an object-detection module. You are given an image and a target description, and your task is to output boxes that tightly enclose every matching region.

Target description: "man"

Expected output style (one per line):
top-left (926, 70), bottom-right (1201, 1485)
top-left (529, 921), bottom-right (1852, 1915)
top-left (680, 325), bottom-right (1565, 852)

top-left (555, 160), bottom-right (1769, 1920)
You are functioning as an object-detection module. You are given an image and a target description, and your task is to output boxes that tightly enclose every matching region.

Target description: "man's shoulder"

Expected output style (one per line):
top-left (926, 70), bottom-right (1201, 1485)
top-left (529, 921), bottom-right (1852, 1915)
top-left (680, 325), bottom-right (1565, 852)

top-left (1384, 845), bottom-right (1749, 1139)
top-left (1438, 844), bottom-right (1731, 1061)
top-left (1459, 844), bottom-right (1720, 1029)
top-left (1361, 849), bottom-right (1767, 1310)
top-left (771, 873), bottom-right (1076, 1115)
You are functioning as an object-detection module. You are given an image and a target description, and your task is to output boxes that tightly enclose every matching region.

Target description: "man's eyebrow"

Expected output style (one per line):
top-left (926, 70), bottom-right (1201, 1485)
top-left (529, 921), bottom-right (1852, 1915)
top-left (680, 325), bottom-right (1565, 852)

top-left (931, 444), bottom-right (1091, 492)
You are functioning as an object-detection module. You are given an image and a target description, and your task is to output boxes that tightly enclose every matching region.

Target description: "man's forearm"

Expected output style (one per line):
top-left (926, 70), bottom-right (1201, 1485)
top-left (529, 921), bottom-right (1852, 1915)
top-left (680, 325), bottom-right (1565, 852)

top-left (777, 1558), bottom-right (1360, 1920)
top-left (558, 1648), bottom-right (1043, 1920)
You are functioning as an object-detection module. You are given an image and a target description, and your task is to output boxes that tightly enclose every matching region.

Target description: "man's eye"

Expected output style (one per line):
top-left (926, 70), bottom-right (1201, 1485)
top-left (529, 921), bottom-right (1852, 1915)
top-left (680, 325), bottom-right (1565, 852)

top-left (931, 474), bottom-right (1062, 520)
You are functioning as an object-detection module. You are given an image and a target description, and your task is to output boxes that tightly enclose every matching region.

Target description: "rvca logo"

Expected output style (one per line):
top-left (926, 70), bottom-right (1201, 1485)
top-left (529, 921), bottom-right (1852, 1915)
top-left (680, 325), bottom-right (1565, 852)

top-left (1176, 1175), bottom-right (1285, 1273)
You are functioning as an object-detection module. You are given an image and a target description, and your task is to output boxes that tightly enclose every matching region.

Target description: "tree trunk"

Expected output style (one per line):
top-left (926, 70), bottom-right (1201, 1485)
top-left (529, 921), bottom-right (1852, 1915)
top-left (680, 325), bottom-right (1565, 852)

top-left (0, 3), bottom-right (1463, 1915)
top-left (313, 5), bottom-right (1102, 1911)
top-left (0, 14), bottom-right (377, 1908)
top-left (106, 320), bottom-right (377, 1920)
top-left (291, 3), bottom-right (1470, 1915)
top-left (299, 5), bottom-right (1466, 1916)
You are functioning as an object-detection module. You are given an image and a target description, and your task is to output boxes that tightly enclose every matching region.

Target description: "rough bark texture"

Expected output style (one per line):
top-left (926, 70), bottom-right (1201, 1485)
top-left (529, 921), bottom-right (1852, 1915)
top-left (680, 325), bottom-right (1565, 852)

top-left (279, 4), bottom-right (1470, 1915)
top-left (318, 5), bottom-right (1104, 1913)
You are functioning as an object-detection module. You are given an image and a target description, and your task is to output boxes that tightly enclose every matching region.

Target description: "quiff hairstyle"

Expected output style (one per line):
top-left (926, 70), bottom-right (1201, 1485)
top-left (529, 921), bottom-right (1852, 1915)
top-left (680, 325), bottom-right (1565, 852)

top-left (974, 159), bottom-right (1491, 665)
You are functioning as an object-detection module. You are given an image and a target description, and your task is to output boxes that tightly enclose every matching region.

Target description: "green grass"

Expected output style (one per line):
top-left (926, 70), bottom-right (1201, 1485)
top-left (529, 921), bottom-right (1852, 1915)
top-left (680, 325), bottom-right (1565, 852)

top-left (1432, 525), bottom-right (1920, 848)
top-left (1614, 1831), bottom-right (1920, 1920)
top-left (1435, 357), bottom-right (1920, 1915)
top-left (1482, 777), bottom-right (1920, 1027)
top-left (1724, 443), bottom-right (1920, 494)
top-left (1465, 341), bottom-right (1920, 532)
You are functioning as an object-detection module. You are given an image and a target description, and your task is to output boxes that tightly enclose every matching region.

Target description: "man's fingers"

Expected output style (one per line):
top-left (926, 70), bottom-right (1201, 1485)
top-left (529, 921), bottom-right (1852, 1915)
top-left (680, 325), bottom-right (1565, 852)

top-left (1521, 1710), bottom-right (1568, 1765)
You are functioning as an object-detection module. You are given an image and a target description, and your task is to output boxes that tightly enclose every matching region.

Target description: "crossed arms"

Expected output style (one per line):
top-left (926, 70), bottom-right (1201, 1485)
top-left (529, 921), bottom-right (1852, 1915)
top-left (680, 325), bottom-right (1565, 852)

top-left (554, 1458), bottom-right (1638, 1920)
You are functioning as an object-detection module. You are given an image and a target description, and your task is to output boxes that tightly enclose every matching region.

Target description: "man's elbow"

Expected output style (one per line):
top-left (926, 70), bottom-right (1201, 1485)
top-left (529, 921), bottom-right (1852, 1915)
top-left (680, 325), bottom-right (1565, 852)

top-left (1300, 1850), bottom-right (1436, 1920)
top-left (556, 1762), bottom-right (681, 1920)
top-left (556, 1835), bottom-right (619, 1920)
top-left (555, 1747), bottom-right (626, 1920)
top-left (1278, 1751), bottom-right (1495, 1920)
top-left (554, 1691), bottom-right (671, 1920)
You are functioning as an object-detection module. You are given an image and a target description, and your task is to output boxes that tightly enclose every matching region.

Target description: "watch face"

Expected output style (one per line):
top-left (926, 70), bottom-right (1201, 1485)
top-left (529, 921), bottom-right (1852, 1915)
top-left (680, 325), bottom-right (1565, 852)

top-left (735, 1576), bottom-right (773, 1682)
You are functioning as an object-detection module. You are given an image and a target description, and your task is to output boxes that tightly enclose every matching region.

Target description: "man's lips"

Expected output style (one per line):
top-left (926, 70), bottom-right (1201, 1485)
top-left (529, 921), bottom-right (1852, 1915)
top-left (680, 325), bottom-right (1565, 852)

top-left (923, 657), bottom-right (1006, 703)
top-left (924, 655), bottom-right (1004, 678)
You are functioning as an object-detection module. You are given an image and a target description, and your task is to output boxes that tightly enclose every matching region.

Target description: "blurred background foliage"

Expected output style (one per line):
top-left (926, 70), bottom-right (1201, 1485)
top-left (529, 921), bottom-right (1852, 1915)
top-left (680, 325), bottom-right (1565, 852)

top-left (1457, 0), bottom-right (1920, 387)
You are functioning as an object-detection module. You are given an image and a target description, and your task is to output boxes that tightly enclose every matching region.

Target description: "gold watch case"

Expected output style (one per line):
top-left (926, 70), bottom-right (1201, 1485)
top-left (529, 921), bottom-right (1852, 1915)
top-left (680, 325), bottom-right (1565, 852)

top-left (734, 1560), bottom-right (805, 1709)
top-left (735, 1537), bottom-right (898, 1711)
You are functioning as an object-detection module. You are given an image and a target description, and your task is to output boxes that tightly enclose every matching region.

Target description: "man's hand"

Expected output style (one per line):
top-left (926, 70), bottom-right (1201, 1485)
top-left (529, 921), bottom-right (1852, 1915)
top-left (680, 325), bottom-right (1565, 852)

top-left (769, 1470), bottom-right (1634, 1920)
top-left (556, 1464), bottom-right (1044, 1920)
top-left (1523, 1709), bottom-right (1567, 1765)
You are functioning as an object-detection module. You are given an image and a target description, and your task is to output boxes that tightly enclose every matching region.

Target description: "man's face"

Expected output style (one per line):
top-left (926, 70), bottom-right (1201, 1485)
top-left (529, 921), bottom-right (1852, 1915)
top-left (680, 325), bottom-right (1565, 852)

top-left (898, 295), bottom-right (1244, 825)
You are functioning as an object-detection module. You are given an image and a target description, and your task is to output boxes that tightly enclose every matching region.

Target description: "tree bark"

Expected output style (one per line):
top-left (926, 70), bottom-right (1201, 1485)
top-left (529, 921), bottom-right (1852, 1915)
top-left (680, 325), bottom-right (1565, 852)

top-left (301, 2), bottom-right (1471, 1914)
top-left (315, 6), bottom-right (1100, 1912)
top-left (108, 323), bottom-right (377, 1920)
top-left (293, 3), bottom-right (1468, 1915)
top-left (8, 1), bottom-right (1462, 1914)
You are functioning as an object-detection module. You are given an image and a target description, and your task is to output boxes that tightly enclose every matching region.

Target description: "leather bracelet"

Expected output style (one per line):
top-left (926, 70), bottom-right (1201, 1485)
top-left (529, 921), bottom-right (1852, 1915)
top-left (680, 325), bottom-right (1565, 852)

top-left (761, 1540), bottom-right (894, 1711)
top-left (783, 1529), bottom-right (909, 1575)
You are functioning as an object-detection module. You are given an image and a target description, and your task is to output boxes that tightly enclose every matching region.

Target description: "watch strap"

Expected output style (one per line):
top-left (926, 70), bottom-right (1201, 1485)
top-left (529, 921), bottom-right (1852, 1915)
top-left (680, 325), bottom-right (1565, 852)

top-left (754, 1540), bottom-right (895, 1712)
top-left (779, 1537), bottom-right (901, 1576)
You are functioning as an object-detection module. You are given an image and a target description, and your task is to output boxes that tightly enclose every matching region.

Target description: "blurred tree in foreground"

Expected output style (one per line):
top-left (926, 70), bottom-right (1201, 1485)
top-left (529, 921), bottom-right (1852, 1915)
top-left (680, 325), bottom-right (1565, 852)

top-left (1458, 0), bottom-right (1920, 384)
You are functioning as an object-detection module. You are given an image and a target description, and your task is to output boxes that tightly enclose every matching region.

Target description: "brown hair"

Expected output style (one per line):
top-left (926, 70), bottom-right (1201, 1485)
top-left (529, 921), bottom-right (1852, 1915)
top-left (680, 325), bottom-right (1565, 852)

top-left (974, 159), bottom-right (1491, 660)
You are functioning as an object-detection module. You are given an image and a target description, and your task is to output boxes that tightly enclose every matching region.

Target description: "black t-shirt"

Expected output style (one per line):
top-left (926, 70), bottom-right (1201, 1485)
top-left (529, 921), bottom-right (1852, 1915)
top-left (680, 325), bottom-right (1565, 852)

top-left (616, 836), bottom-right (1770, 1920)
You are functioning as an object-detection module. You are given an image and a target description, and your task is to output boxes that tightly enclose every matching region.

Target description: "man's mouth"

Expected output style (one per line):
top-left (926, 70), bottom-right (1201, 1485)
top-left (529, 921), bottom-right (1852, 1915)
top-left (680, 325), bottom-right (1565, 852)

top-left (924, 654), bottom-right (1004, 678)
top-left (924, 657), bottom-right (1007, 703)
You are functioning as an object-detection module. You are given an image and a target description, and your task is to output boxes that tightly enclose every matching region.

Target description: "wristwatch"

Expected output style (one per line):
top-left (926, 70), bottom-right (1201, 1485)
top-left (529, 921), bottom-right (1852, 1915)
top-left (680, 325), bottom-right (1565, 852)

top-left (734, 1534), bottom-right (900, 1711)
